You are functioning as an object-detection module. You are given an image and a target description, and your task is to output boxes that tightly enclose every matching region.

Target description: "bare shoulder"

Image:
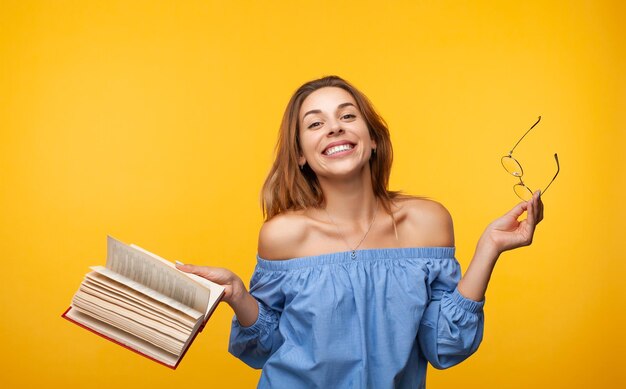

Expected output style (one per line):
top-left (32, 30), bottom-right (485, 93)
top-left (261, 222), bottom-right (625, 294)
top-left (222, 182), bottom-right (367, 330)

top-left (393, 196), bottom-right (455, 247)
top-left (258, 210), bottom-right (311, 260)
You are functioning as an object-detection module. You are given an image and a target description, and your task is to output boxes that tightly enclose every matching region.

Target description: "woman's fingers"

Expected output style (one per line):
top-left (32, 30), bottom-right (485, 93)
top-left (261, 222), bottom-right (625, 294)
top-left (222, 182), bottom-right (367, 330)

top-left (176, 262), bottom-right (235, 285)
top-left (522, 191), bottom-right (545, 245)
top-left (176, 262), bottom-right (213, 279)
top-left (505, 200), bottom-right (529, 219)
top-left (536, 192), bottom-right (544, 223)
top-left (505, 191), bottom-right (543, 227)
top-left (529, 191), bottom-right (543, 226)
top-left (174, 263), bottom-right (244, 306)
top-left (528, 196), bottom-right (536, 226)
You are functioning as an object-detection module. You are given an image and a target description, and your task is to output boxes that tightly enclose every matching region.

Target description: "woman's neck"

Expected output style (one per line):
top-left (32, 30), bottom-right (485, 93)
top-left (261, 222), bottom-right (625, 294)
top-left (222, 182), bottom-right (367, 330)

top-left (317, 165), bottom-right (377, 224)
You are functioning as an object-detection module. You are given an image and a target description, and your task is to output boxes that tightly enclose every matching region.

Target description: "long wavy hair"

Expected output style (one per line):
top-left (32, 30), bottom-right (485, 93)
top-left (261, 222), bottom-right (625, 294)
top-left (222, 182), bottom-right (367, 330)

top-left (261, 75), bottom-right (399, 220)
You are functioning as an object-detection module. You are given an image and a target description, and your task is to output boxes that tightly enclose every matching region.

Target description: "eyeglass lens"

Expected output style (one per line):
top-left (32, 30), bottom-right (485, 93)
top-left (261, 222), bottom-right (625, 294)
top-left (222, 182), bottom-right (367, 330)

top-left (501, 156), bottom-right (523, 177)
top-left (502, 155), bottom-right (535, 201)
top-left (514, 184), bottom-right (534, 201)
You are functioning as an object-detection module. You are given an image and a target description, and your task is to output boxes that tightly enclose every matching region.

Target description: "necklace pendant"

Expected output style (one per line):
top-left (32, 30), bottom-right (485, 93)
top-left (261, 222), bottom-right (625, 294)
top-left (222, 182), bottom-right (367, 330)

top-left (325, 199), bottom-right (378, 262)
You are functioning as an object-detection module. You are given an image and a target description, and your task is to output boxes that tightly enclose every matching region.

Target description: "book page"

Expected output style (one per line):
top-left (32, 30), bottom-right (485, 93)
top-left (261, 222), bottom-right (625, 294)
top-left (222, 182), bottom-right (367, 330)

top-left (64, 308), bottom-right (180, 367)
top-left (78, 283), bottom-right (192, 337)
top-left (106, 236), bottom-right (210, 314)
top-left (130, 243), bottom-right (226, 321)
top-left (72, 292), bottom-right (186, 354)
top-left (84, 272), bottom-right (197, 330)
top-left (90, 266), bottom-right (203, 321)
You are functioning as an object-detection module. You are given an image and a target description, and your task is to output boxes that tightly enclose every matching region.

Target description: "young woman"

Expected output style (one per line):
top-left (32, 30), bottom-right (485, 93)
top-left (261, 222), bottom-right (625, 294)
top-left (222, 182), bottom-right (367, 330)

top-left (177, 76), bottom-right (544, 388)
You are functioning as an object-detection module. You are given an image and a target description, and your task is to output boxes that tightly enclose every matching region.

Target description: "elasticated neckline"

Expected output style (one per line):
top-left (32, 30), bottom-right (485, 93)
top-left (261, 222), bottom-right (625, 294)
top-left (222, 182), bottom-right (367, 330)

top-left (256, 246), bottom-right (455, 271)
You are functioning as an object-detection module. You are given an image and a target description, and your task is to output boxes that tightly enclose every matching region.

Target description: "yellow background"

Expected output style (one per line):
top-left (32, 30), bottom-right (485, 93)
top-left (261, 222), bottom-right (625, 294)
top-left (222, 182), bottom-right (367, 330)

top-left (1, 1), bottom-right (624, 387)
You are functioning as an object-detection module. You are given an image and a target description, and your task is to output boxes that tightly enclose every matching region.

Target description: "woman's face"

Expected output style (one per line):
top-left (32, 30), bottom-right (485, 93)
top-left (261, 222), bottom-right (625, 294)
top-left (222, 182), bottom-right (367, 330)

top-left (298, 87), bottom-right (376, 179)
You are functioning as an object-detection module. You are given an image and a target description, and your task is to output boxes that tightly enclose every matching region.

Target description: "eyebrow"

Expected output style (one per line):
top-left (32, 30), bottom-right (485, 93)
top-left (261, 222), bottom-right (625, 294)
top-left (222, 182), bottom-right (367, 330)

top-left (301, 102), bottom-right (357, 121)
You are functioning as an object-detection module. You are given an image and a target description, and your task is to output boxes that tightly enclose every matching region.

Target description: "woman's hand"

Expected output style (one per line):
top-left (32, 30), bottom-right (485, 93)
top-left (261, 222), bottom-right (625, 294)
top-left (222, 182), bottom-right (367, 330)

top-left (175, 263), bottom-right (246, 306)
top-left (457, 191), bottom-right (544, 301)
top-left (175, 263), bottom-right (260, 327)
top-left (482, 190), bottom-right (544, 256)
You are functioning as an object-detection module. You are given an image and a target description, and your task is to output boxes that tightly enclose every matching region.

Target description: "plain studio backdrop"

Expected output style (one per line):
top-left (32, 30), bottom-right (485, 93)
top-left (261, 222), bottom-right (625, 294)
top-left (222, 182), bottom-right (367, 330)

top-left (1, 1), bottom-right (624, 388)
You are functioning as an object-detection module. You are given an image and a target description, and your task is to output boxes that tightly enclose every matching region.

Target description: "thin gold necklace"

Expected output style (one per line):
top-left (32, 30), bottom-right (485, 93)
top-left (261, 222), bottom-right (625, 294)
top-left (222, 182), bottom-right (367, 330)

top-left (324, 199), bottom-right (378, 260)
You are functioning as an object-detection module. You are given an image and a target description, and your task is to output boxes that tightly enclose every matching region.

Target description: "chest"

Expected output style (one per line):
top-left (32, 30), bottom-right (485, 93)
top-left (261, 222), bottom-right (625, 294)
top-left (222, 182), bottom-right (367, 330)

top-left (296, 213), bottom-right (422, 258)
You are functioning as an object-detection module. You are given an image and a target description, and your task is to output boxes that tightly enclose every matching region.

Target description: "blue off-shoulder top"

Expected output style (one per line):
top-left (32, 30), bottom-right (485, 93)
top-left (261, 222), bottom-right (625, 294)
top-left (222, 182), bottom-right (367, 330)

top-left (229, 247), bottom-right (484, 389)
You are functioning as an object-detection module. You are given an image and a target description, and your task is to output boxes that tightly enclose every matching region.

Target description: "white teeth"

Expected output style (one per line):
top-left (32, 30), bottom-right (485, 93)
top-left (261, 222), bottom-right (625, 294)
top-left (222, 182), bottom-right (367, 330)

top-left (325, 144), bottom-right (354, 156)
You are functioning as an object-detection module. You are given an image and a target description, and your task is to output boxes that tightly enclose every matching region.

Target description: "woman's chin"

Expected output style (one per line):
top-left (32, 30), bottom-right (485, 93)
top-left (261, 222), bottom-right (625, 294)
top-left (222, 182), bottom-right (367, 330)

top-left (313, 161), bottom-right (371, 180)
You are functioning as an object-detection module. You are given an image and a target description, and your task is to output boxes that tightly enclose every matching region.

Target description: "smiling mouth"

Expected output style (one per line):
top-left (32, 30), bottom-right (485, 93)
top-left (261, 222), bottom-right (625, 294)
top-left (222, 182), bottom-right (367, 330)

top-left (323, 143), bottom-right (355, 156)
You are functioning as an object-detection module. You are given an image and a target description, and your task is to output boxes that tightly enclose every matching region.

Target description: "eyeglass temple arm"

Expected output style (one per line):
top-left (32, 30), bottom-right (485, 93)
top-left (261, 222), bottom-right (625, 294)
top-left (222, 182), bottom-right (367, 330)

top-left (509, 116), bottom-right (542, 155)
top-left (541, 153), bottom-right (560, 195)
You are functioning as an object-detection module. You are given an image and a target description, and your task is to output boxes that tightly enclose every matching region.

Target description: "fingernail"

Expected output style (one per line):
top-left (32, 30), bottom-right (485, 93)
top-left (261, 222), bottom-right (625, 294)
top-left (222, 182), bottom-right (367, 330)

top-left (175, 260), bottom-right (185, 266)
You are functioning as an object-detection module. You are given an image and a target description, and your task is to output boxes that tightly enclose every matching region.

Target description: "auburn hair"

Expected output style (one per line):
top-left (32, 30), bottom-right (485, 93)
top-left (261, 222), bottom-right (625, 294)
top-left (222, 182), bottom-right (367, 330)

top-left (261, 75), bottom-right (399, 220)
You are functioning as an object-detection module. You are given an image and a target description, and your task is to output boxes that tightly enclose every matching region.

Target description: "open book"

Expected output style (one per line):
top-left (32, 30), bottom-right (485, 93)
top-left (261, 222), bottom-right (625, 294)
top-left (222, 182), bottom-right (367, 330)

top-left (62, 236), bottom-right (225, 369)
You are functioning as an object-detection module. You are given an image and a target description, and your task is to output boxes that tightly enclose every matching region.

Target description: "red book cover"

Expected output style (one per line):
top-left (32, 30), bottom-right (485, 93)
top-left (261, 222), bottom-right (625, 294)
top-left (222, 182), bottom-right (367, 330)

top-left (62, 285), bottom-right (224, 369)
top-left (62, 236), bottom-right (225, 369)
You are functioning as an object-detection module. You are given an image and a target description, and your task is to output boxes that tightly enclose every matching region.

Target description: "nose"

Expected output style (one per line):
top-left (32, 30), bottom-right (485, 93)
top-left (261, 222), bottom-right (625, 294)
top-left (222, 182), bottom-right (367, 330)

top-left (327, 120), bottom-right (344, 137)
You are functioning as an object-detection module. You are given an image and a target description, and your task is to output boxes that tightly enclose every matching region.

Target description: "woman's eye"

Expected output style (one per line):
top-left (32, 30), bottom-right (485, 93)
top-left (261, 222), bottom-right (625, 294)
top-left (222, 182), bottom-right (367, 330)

top-left (308, 121), bottom-right (322, 129)
top-left (341, 114), bottom-right (356, 120)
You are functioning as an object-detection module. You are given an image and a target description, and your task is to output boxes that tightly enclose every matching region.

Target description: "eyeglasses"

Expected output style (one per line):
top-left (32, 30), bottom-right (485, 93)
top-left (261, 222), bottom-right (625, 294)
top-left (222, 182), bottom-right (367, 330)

top-left (501, 116), bottom-right (560, 201)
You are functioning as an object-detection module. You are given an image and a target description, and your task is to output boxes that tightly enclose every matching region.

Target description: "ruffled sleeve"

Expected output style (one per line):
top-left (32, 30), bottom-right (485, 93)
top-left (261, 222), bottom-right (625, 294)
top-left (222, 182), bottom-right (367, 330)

top-left (418, 257), bottom-right (485, 369)
top-left (228, 264), bottom-right (285, 369)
